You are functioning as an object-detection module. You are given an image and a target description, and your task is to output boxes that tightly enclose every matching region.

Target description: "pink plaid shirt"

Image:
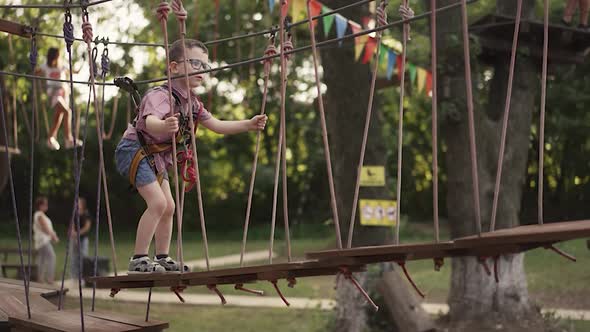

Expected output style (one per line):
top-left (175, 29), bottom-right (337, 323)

top-left (123, 80), bottom-right (212, 173)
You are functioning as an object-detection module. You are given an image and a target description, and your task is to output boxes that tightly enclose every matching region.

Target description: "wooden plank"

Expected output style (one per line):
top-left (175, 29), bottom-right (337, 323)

top-left (91, 260), bottom-right (366, 289)
top-left (469, 14), bottom-right (590, 64)
top-left (9, 311), bottom-right (137, 332)
top-left (306, 241), bottom-right (455, 261)
top-left (454, 220), bottom-right (590, 246)
top-left (82, 311), bottom-right (168, 332)
top-left (0, 19), bottom-right (32, 38)
top-left (0, 292), bottom-right (56, 316)
top-left (0, 145), bottom-right (21, 155)
top-left (0, 278), bottom-right (67, 299)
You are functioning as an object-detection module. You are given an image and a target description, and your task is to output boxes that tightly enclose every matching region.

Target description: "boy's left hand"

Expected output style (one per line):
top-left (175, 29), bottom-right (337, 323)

top-left (249, 114), bottom-right (268, 131)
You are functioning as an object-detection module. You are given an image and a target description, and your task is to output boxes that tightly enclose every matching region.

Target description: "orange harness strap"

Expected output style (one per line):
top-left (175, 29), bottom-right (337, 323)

top-left (128, 143), bottom-right (172, 188)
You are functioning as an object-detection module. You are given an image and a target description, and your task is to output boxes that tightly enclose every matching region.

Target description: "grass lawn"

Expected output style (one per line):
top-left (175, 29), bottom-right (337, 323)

top-left (1, 222), bottom-right (589, 331)
top-left (67, 299), bottom-right (333, 332)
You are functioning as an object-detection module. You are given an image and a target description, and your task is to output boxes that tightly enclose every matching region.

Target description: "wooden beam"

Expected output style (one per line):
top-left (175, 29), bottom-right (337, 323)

top-left (0, 19), bottom-right (32, 38)
top-left (0, 146), bottom-right (21, 155)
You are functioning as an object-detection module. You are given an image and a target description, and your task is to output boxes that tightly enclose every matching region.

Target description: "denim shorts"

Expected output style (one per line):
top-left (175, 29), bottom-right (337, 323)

top-left (115, 138), bottom-right (168, 187)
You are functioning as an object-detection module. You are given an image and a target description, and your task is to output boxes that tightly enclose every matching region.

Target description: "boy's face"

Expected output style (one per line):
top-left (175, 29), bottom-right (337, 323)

top-left (171, 47), bottom-right (210, 89)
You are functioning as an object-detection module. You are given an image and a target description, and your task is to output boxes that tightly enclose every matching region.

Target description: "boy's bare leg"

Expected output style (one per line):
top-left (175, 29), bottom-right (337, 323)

top-left (154, 179), bottom-right (175, 256)
top-left (564, 0), bottom-right (579, 23)
top-left (135, 181), bottom-right (168, 255)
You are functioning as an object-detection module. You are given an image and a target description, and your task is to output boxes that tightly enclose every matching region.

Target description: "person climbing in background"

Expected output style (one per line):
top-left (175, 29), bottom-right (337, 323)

top-left (562, 0), bottom-right (590, 31)
top-left (69, 197), bottom-right (92, 280)
top-left (115, 39), bottom-right (268, 273)
top-left (36, 47), bottom-right (82, 151)
top-left (33, 196), bottom-right (59, 284)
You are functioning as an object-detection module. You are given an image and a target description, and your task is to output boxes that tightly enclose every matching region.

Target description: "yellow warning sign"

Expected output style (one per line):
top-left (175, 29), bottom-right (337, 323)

top-left (359, 166), bottom-right (385, 187)
top-left (359, 199), bottom-right (397, 226)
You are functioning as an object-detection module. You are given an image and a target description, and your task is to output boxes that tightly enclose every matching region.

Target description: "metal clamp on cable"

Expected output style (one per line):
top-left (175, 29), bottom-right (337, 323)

top-left (114, 76), bottom-right (141, 108)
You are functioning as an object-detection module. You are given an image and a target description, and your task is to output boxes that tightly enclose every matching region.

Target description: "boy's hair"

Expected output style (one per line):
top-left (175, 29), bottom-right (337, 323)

top-left (47, 48), bottom-right (59, 67)
top-left (35, 196), bottom-right (48, 210)
top-left (169, 39), bottom-right (208, 62)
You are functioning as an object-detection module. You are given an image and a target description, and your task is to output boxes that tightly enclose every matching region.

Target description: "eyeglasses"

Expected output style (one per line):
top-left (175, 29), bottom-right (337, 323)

top-left (178, 58), bottom-right (212, 71)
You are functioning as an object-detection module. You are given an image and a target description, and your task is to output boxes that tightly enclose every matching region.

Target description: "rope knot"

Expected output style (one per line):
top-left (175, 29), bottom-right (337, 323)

top-left (156, 2), bottom-right (171, 22)
top-left (171, 0), bottom-right (187, 21)
top-left (376, 2), bottom-right (388, 28)
top-left (262, 38), bottom-right (277, 70)
top-left (171, 0), bottom-right (187, 34)
top-left (82, 20), bottom-right (93, 44)
top-left (398, 3), bottom-right (414, 40)
top-left (63, 18), bottom-right (75, 52)
top-left (283, 34), bottom-right (294, 61)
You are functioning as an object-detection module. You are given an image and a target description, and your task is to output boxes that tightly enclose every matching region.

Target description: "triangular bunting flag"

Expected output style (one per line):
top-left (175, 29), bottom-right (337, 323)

top-left (417, 68), bottom-right (427, 93)
top-left (362, 37), bottom-right (377, 64)
top-left (426, 72), bottom-right (433, 96)
top-left (269, 0), bottom-right (275, 13)
top-left (355, 35), bottom-right (368, 61)
top-left (409, 64), bottom-right (417, 83)
top-left (322, 6), bottom-right (335, 37)
top-left (362, 16), bottom-right (372, 28)
top-left (386, 50), bottom-right (397, 80)
top-left (309, 0), bottom-right (322, 29)
top-left (335, 14), bottom-right (348, 46)
top-left (379, 44), bottom-right (387, 65)
top-left (281, 0), bottom-right (289, 17)
top-left (291, 0), bottom-right (306, 22)
top-left (349, 21), bottom-right (364, 61)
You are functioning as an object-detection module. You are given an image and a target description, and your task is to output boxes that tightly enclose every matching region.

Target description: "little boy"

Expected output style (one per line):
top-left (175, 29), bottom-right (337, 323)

top-left (115, 39), bottom-right (267, 273)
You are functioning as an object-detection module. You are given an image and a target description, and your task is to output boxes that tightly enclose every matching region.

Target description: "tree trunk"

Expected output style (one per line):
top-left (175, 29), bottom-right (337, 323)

top-left (320, 1), bottom-right (428, 331)
top-left (438, 0), bottom-right (542, 328)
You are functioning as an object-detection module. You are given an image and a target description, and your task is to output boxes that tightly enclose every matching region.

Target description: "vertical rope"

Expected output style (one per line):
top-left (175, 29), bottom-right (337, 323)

top-left (7, 35), bottom-right (19, 149)
top-left (489, 0), bottom-right (522, 232)
top-left (538, 0), bottom-right (549, 225)
top-left (269, 8), bottom-right (290, 264)
top-left (460, 0), bottom-right (482, 236)
top-left (268, 105), bottom-right (284, 263)
top-left (281, 31), bottom-right (292, 262)
top-left (346, 1), bottom-right (388, 249)
top-left (430, 0), bottom-right (439, 243)
top-left (91, 44), bottom-right (110, 312)
top-left (171, 0), bottom-right (209, 270)
top-left (58, 3), bottom-right (76, 311)
top-left (39, 79), bottom-right (51, 138)
top-left (206, 0), bottom-right (221, 112)
top-left (306, 0), bottom-right (343, 249)
top-left (163, 0), bottom-right (186, 270)
top-left (240, 37), bottom-right (277, 267)
top-left (394, 2), bottom-right (414, 244)
top-left (25, 30), bottom-right (38, 321)
top-left (0, 86), bottom-right (31, 319)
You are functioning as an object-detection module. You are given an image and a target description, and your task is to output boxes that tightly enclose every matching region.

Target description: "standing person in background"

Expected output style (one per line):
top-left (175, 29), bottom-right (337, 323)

top-left (33, 196), bottom-right (59, 284)
top-left (69, 197), bottom-right (92, 280)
